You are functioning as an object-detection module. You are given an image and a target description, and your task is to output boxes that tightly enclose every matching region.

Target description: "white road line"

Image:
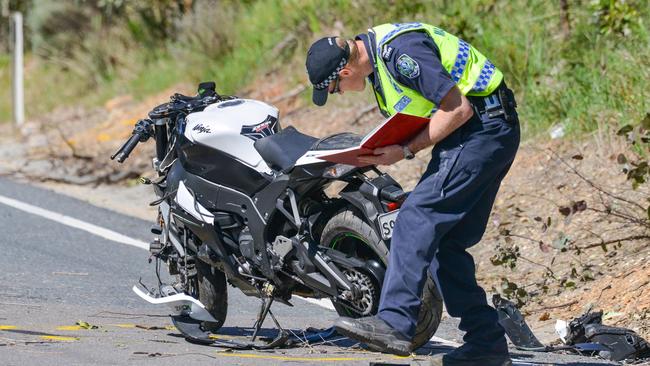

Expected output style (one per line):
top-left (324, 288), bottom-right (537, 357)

top-left (0, 194), bottom-right (149, 250)
top-left (0, 193), bottom-right (460, 347)
top-left (296, 296), bottom-right (336, 310)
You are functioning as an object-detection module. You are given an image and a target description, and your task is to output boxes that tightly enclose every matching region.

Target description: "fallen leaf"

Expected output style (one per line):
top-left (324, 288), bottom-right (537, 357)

top-left (558, 206), bottom-right (571, 216)
top-left (573, 200), bottom-right (587, 212)
top-left (539, 312), bottom-right (551, 321)
top-left (76, 321), bottom-right (98, 330)
top-left (617, 124), bottom-right (633, 136)
top-left (539, 241), bottom-right (551, 253)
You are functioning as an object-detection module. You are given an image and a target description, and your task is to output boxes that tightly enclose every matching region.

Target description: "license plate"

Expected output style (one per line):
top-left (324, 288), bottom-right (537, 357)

top-left (377, 210), bottom-right (399, 240)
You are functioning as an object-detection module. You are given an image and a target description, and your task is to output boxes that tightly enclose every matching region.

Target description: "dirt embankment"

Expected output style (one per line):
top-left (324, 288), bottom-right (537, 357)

top-left (1, 74), bottom-right (648, 341)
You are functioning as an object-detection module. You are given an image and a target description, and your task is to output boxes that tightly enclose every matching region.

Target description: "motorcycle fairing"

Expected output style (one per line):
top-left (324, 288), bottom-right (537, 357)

top-left (133, 285), bottom-right (218, 322)
top-left (185, 99), bottom-right (277, 174)
top-left (176, 180), bottom-right (214, 224)
top-left (177, 133), bottom-right (272, 196)
top-left (240, 114), bottom-right (280, 141)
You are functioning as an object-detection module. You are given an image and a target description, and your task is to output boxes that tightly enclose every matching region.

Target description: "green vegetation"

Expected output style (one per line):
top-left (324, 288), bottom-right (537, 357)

top-left (0, 0), bottom-right (648, 137)
top-left (0, 54), bottom-right (10, 121)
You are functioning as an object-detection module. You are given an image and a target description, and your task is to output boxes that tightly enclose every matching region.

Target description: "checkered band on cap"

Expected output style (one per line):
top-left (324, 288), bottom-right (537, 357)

top-left (450, 40), bottom-right (470, 83)
top-left (314, 58), bottom-right (348, 90)
top-left (471, 60), bottom-right (496, 93)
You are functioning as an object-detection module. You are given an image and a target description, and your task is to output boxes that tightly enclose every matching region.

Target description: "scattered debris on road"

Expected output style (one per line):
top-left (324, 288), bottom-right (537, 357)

top-left (494, 295), bottom-right (650, 362)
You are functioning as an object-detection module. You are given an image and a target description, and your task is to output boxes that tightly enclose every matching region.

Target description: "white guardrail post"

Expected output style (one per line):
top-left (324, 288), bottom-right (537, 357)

top-left (11, 11), bottom-right (24, 126)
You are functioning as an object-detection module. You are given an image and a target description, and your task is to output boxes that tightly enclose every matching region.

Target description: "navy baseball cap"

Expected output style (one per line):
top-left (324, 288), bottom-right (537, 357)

top-left (306, 37), bottom-right (350, 106)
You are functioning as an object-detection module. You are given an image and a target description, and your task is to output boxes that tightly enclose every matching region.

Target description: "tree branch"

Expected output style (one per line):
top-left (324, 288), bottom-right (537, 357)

top-left (574, 235), bottom-right (650, 250)
top-left (267, 83), bottom-right (308, 104)
top-left (587, 207), bottom-right (650, 228)
top-left (547, 149), bottom-right (647, 212)
top-left (526, 300), bottom-right (578, 314)
top-left (519, 255), bottom-right (556, 278)
top-left (51, 125), bottom-right (94, 161)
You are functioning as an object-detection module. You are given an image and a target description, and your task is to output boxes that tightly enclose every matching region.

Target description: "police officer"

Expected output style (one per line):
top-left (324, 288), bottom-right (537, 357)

top-left (305, 23), bottom-right (520, 366)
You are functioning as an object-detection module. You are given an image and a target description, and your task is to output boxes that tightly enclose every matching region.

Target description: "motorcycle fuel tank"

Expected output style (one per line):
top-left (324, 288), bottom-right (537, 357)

top-left (184, 99), bottom-right (279, 174)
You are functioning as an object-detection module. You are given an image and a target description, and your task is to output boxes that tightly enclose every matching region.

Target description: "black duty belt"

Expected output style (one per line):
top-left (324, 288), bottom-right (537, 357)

top-left (468, 82), bottom-right (518, 123)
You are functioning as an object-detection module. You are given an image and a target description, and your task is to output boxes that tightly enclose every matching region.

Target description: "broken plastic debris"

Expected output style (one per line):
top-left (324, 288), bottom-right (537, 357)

top-left (555, 319), bottom-right (569, 343)
top-left (492, 294), bottom-right (544, 348)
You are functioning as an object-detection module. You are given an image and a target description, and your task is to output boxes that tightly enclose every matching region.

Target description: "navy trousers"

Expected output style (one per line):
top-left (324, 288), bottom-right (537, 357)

top-left (377, 107), bottom-right (520, 353)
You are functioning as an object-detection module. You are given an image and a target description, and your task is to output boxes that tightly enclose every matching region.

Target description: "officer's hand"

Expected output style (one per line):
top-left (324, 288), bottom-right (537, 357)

top-left (358, 145), bottom-right (404, 166)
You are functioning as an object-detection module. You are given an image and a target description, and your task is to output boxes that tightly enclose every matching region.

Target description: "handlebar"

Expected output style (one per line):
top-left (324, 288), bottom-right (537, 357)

top-left (110, 83), bottom-right (227, 164)
top-left (110, 119), bottom-right (153, 163)
top-left (111, 133), bottom-right (142, 163)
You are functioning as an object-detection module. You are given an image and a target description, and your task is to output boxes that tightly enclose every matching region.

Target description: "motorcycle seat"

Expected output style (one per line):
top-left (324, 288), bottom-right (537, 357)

top-left (254, 126), bottom-right (318, 172)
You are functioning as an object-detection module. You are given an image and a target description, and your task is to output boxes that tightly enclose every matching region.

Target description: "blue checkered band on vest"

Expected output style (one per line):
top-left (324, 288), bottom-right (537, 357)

top-left (471, 60), bottom-right (496, 93)
top-left (450, 40), bottom-right (470, 83)
top-left (377, 22), bottom-right (423, 54)
top-left (388, 76), bottom-right (403, 93)
top-left (314, 58), bottom-right (348, 90)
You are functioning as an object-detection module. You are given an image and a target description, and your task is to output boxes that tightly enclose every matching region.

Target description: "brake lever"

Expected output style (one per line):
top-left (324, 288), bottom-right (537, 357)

top-left (133, 118), bottom-right (154, 141)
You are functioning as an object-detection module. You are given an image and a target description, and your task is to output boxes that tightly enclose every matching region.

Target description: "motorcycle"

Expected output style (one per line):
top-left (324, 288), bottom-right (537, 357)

top-left (111, 81), bottom-right (442, 348)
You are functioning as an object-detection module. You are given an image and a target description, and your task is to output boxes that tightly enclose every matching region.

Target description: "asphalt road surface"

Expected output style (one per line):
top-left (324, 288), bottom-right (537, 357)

top-left (0, 178), bottom-right (620, 366)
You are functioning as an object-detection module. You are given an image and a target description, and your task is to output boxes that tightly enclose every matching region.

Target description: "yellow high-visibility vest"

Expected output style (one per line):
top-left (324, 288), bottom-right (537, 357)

top-left (371, 22), bottom-right (503, 117)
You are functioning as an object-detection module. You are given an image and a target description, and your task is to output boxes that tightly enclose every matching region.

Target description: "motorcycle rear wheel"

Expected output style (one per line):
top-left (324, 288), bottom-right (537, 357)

top-left (320, 208), bottom-right (443, 350)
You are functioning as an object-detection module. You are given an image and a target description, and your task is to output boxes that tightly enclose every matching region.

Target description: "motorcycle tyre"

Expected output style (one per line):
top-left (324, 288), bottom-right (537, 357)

top-left (195, 260), bottom-right (228, 332)
top-left (321, 208), bottom-right (443, 350)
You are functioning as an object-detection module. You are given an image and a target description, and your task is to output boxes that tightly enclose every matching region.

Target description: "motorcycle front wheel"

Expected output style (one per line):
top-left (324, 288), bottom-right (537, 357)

top-left (195, 260), bottom-right (228, 332)
top-left (320, 208), bottom-right (443, 350)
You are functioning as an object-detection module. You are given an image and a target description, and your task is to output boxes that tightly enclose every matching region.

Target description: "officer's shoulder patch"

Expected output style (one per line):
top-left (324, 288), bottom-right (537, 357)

top-left (381, 46), bottom-right (394, 61)
top-left (396, 54), bottom-right (420, 79)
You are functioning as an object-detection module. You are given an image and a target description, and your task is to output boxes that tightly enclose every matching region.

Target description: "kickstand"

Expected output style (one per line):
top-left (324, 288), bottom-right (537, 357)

top-left (251, 296), bottom-right (273, 341)
top-left (251, 295), bottom-right (287, 342)
top-left (172, 284), bottom-right (289, 350)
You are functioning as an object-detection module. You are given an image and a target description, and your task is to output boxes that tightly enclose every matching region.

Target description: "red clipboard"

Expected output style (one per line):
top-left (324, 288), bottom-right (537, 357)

top-left (318, 112), bottom-right (430, 166)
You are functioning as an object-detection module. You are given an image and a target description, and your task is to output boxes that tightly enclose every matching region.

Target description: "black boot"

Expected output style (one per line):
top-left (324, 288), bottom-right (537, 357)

top-left (334, 316), bottom-right (412, 356)
top-left (429, 343), bottom-right (512, 366)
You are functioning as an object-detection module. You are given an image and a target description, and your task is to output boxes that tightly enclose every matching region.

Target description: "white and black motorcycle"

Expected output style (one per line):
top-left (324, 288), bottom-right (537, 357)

top-left (111, 82), bottom-right (442, 348)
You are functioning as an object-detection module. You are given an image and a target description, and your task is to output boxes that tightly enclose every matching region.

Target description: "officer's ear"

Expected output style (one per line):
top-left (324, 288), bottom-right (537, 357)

top-left (339, 68), bottom-right (353, 78)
